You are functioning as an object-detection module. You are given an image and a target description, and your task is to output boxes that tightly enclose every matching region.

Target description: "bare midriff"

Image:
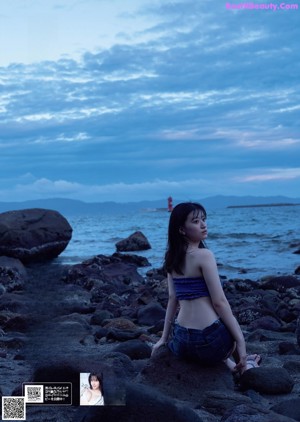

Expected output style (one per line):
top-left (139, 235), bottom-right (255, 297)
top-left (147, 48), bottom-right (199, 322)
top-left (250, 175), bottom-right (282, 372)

top-left (176, 296), bottom-right (219, 330)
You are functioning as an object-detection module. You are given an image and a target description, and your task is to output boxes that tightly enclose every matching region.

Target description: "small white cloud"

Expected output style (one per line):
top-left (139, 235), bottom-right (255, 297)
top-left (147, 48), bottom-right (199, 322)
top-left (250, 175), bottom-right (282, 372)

top-left (238, 168), bottom-right (300, 182)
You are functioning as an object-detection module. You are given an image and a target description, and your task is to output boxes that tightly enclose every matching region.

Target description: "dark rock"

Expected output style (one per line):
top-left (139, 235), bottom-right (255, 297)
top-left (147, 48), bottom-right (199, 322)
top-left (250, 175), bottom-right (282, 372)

top-left (137, 302), bottom-right (165, 326)
top-left (295, 266), bottom-right (300, 275)
top-left (221, 403), bottom-right (297, 422)
top-left (137, 345), bottom-right (234, 403)
top-left (116, 231), bottom-right (151, 252)
top-left (0, 208), bottom-right (72, 263)
top-left (72, 382), bottom-right (202, 422)
top-left (107, 328), bottom-right (143, 342)
top-left (277, 306), bottom-right (297, 323)
top-left (235, 306), bottom-right (267, 325)
top-left (90, 310), bottom-right (113, 325)
top-left (65, 255), bottom-right (144, 293)
top-left (201, 390), bottom-right (252, 415)
top-left (0, 257), bottom-right (27, 292)
top-left (103, 317), bottom-right (138, 330)
top-left (296, 315), bottom-right (300, 347)
top-left (261, 276), bottom-right (300, 292)
top-left (248, 316), bottom-right (282, 331)
top-left (271, 398), bottom-right (300, 421)
top-left (32, 353), bottom-right (136, 407)
top-left (0, 334), bottom-right (27, 350)
top-left (0, 256), bottom-right (27, 278)
top-left (112, 252), bottom-right (150, 267)
top-left (279, 341), bottom-right (300, 355)
top-left (2, 314), bottom-right (30, 332)
top-left (148, 319), bottom-right (165, 334)
top-left (113, 339), bottom-right (152, 359)
top-left (60, 285), bottom-right (95, 315)
top-left (0, 293), bottom-right (33, 313)
top-left (94, 327), bottom-right (109, 339)
top-left (239, 366), bottom-right (294, 394)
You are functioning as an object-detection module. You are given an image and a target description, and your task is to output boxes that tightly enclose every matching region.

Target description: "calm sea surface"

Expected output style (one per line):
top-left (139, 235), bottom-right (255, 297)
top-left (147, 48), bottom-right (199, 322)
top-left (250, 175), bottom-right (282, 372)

top-left (56, 205), bottom-right (300, 281)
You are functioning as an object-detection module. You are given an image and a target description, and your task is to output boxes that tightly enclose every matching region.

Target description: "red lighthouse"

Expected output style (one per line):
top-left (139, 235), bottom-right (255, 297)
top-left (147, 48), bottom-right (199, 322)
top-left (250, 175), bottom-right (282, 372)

top-left (168, 196), bottom-right (173, 212)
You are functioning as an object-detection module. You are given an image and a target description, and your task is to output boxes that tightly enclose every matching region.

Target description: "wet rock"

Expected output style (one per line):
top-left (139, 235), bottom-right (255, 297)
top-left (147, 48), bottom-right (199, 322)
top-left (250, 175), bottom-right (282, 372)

top-left (0, 208), bottom-right (72, 263)
top-left (116, 231), bottom-right (151, 252)
top-left (239, 366), bottom-right (294, 394)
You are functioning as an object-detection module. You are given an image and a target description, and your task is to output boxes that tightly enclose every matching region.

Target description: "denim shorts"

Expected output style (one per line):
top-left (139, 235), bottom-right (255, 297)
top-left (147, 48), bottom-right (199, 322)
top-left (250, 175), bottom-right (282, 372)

top-left (168, 319), bottom-right (235, 366)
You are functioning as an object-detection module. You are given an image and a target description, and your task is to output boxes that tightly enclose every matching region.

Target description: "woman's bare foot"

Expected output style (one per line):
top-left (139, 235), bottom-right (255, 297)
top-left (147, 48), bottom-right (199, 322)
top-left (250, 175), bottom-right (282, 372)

top-left (241, 354), bottom-right (261, 374)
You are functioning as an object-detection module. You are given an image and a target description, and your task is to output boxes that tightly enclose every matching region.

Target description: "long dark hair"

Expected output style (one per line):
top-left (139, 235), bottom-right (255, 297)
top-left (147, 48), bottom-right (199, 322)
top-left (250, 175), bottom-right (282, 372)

top-left (88, 373), bottom-right (104, 395)
top-left (164, 202), bottom-right (207, 275)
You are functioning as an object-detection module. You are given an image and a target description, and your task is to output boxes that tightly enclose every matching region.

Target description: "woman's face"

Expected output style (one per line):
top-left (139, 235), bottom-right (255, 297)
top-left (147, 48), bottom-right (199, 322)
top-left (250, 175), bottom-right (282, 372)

top-left (90, 376), bottom-right (100, 390)
top-left (183, 209), bottom-right (207, 243)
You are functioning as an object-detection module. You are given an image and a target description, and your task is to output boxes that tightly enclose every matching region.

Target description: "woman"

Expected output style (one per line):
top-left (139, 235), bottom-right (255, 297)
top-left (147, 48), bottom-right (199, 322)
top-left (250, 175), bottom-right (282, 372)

top-left (151, 202), bottom-right (260, 374)
top-left (80, 373), bottom-right (104, 406)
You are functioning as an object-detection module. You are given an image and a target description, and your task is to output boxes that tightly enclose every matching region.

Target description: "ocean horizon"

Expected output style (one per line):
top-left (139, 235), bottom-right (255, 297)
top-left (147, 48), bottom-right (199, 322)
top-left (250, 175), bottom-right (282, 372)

top-left (55, 204), bottom-right (300, 282)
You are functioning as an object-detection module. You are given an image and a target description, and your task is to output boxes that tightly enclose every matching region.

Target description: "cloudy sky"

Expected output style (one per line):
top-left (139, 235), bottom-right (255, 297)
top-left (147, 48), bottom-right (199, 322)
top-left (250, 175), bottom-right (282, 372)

top-left (1, 0), bottom-right (299, 203)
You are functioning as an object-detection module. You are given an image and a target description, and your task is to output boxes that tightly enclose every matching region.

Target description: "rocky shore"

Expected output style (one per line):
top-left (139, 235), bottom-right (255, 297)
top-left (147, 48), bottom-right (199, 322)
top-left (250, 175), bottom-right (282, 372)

top-left (0, 250), bottom-right (300, 422)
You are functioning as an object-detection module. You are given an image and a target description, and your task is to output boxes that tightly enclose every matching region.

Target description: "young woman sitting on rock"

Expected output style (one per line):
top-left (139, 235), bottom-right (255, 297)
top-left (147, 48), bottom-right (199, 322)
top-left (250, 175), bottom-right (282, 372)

top-left (151, 202), bottom-right (260, 374)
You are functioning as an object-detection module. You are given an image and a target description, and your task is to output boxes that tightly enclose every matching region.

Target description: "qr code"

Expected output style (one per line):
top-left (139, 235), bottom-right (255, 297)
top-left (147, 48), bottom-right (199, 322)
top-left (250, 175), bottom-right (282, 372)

top-left (25, 384), bottom-right (44, 403)
top-left (2, 396), bottom-right (26, 420)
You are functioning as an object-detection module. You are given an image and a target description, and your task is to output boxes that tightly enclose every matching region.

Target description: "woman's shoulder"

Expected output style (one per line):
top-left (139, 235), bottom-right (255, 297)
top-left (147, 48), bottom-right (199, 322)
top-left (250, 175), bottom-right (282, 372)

top-left (83, 388), bottom-right (92, 398)
top-left (194, 247), bottom-right (215, 260)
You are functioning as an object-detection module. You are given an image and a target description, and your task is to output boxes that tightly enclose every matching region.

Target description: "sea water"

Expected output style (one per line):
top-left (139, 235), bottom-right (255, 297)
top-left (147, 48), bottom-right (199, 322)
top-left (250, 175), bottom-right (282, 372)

top-left (56, 205), bottom-right (300, 281)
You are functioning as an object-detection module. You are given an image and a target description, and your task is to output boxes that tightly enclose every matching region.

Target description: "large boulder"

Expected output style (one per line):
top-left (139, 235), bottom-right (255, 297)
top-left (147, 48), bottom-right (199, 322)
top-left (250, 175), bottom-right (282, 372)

top-left (0, 208), bottom-right (72, 263)
top-left (116, 231), bottom-right (151, 252)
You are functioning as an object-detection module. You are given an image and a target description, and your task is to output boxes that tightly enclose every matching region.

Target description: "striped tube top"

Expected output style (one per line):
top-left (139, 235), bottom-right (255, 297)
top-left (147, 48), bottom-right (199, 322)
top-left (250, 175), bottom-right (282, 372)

top-left (173, 276), bottom-right (210, 300)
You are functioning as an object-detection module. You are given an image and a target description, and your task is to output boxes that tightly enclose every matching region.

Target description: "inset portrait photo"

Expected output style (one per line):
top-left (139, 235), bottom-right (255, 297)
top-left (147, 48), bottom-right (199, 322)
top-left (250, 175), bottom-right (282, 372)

top-left (79, 373), bottom-right (104, 406)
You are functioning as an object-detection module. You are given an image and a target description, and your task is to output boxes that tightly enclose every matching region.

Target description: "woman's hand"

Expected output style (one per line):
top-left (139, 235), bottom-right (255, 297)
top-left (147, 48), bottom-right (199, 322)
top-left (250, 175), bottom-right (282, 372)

top-left (151, 338), bottom-right (167, 357)
top-left (233, 340), bottom-right (247, 373)
top-left (233, 355), bottom-right (247, 373)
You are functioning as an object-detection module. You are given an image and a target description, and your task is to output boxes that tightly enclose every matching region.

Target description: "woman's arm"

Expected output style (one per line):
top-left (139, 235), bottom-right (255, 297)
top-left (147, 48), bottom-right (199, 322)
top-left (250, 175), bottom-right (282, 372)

top-left (80, 388), bottom-right (92, 405)
top-left (200, 249), bottom-right (247, 368)
top-left (151, 273), bottom-right (178, 356)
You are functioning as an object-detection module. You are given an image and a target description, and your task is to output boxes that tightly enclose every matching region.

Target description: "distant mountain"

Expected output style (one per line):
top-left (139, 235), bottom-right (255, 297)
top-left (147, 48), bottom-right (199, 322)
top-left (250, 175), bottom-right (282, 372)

top-left (0, 195), bottom-right (299, 216)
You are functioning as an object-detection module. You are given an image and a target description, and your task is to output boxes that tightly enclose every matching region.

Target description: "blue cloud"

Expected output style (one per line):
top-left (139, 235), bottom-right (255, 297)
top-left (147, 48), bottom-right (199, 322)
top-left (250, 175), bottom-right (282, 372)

top-left (0, 0), bottom-right (299, 201)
